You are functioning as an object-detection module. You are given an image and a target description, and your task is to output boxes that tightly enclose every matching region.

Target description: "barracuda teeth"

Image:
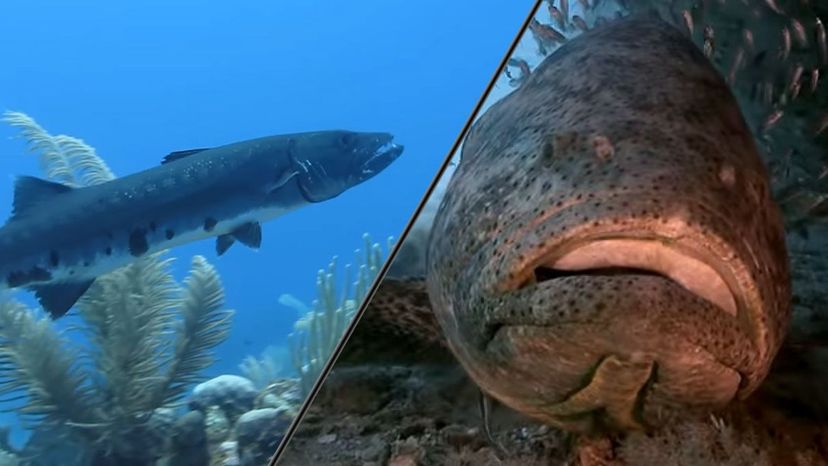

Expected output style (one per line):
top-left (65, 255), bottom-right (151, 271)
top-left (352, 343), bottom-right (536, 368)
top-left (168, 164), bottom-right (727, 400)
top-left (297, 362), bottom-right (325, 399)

top-left (375, 141), bottom-right (396, 155)
top-left (816, 18), bottom-right (827, 65)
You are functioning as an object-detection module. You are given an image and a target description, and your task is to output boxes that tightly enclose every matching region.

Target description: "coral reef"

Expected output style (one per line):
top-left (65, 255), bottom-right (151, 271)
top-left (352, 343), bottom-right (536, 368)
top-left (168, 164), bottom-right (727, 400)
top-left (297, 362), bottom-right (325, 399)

top-left (190, 375), bottom-right (258, 425)
top-left (238, 345), bottom-right (290, 390)
top-left (235, 408), bottom-right (293, 466)
top-left (286, 233), bottom-right (392, 396)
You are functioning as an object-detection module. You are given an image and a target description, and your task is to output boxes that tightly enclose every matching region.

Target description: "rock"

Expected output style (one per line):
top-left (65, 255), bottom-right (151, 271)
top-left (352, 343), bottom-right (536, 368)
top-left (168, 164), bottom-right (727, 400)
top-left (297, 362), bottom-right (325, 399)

top-left (214, 441), bottom-right (240, 466)
top-left (204, 405), bottom-right (230, 445)
top-left (317, 434), bottom-right (337, 444)
top-left (236, 408), bottom-right (293, 466)
top-left (163, 410), bottom-right (210, 466)
top-left (189, 375), bottom-right (257, 423)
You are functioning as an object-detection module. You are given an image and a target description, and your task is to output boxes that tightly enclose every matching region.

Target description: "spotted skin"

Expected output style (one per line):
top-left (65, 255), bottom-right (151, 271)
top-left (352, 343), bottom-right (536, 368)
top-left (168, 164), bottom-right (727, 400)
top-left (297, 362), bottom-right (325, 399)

top-left (425, 16), bottom-right (791, 433)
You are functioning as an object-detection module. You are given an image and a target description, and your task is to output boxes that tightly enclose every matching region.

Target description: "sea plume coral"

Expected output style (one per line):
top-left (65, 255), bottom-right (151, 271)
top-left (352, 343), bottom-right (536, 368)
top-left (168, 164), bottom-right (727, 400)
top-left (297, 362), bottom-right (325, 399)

top-left (286, 233), bottom-right (391, 396)
top-left (0, 111), bottom-right (234, 465)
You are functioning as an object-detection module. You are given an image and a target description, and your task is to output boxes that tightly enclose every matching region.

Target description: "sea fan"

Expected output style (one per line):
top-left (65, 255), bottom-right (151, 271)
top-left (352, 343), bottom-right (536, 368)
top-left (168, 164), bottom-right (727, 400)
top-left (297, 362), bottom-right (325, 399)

top-left (287, 233), bottom-right (392, 396)
top-left (0, 112), bottom-right (234, 464)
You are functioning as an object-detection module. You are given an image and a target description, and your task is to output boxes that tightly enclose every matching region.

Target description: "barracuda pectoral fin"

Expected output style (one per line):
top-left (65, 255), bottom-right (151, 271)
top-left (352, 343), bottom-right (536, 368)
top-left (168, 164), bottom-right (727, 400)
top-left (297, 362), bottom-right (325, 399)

top-left (216, 235), bottom-right (235, 256)
top-left (30, 279), bottom-right (95, 319)
top-left (161, 148), bottom-right (210, 164)
top-left (215, 222), bottom-right (262, 256)
top-left (11, 176), bottom-right (73, 220)
top-left (266, 167), bottom-right (300, 195)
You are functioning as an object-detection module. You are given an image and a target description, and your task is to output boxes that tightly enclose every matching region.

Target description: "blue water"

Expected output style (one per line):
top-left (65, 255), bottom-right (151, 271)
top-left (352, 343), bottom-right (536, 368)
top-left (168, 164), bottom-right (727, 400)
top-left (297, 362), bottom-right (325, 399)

top-left (0, 0), bottom-right (533, 451)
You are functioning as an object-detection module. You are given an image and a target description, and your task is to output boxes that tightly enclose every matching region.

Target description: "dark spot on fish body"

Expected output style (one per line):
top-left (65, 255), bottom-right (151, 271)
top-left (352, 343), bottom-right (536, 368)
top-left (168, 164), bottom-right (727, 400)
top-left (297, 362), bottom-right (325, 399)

top-left (128, 228), bottom-right (149, 257)
top-left (165, 229), bottom-right (175, 240)
top-left (49, 250), bottom-right (59, 267)
top-left (7, 267), bottom-right (52, 287)
top-left (204, 217), bottom-right (218, 232)
top-left (105, 246), bottom-right (112, 256)
top-left (149, 221), bottom-right (157, 232)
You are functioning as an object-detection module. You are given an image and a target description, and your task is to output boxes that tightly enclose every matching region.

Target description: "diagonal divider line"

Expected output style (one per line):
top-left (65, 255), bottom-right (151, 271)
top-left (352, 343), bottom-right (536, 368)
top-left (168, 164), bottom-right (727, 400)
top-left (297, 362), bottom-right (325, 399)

top-left (267, 1), bottom-right (545, 462)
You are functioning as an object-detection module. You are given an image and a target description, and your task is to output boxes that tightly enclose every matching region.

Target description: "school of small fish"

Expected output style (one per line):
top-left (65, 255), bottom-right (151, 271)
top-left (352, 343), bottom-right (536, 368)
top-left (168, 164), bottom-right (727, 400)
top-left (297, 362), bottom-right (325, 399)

top-left (504, 2), bottom-right (828, 335)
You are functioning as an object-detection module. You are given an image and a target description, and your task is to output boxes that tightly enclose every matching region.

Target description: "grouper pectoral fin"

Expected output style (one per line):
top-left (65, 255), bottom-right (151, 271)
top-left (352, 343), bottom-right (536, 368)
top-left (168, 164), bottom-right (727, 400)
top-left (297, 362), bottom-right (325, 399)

top-left (216, 235), bottom-right (235, 256)
top-left (30, 280), bottom-right (95, 319)
top-left (11, 176), bottom-right (73, 220)
top-left (231, 222), bottom-right (262, 249)
top-left (161, 148), bottom-right (210, 165)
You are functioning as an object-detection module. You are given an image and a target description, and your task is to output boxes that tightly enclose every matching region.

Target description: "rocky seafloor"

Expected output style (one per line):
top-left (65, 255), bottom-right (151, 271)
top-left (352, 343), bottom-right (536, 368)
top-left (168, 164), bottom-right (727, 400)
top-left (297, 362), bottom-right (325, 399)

top-left (275, 347), bottom-right (828, 466)
top-left (6, 374), bottom-right (303, 466)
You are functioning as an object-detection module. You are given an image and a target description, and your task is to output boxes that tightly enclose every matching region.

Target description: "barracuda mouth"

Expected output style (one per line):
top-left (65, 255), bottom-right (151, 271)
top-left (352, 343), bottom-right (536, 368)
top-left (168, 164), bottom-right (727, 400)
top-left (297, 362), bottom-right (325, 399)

top-left (362, 137), bottom-right (404, 176)
top-left (527, 237), bottom-right (739, 317)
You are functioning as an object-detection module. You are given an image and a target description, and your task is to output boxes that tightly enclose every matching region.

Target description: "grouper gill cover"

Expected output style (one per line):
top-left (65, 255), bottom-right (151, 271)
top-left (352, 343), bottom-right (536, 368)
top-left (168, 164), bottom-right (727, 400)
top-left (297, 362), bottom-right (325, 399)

top-left (0, 131), bottom-right (403, 319)
top-left (426, 16), bottom-right (791, 432)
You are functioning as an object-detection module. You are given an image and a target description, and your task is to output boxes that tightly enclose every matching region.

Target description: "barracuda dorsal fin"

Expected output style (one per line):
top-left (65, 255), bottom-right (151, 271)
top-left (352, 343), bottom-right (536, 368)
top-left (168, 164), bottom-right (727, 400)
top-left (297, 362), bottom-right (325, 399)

top-left (161, 148), bottom-right (210, 165)
top-left (30, 280), bottom-right (95, 319)
top-left (12, 176), bottom-right (73, 219)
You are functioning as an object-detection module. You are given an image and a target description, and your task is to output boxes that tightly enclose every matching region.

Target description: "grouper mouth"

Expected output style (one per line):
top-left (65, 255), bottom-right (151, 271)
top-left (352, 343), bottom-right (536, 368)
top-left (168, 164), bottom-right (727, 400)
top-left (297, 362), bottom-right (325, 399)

top-left (479, 229), bottom-right (753, 356)
top-left (529, 235), bottom-right (740, 318)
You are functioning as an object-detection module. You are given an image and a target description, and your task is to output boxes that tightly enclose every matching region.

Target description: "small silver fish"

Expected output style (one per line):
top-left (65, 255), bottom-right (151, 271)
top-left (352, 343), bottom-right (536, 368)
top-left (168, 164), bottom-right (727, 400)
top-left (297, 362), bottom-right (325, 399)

top-left (762, 109), bottom-right (785, 134)
top-left (789, 64), bottom-right (804, 99)
top-left (791, 19), bottom-right (808, 47)
top-left (781, 26), bottom-right (792, 61)
top-left (811, 69), bottom-right (820, 94)
top-left (816, 18), bottom-right (827, 65)
top-left (764, 0), bottom-right (784, 14)
top-left (703, 25), bottom-right (715, 59)
top-left (763, 81), bottom-right (775, 106)
top-left (816, 114), bottom-right (828, 136)
top-left (560, 0), bottom-right (570, 27)
top-left (572, 15), bottom-right (589, 32)
top-left (728, 47), bottom-right (745, 84)
top-left (682, 10), bottom-right (694, 35)
top-left (548, 5), bottom-right (567, 31)
top-left (743, 28), bottom-right (755, 51)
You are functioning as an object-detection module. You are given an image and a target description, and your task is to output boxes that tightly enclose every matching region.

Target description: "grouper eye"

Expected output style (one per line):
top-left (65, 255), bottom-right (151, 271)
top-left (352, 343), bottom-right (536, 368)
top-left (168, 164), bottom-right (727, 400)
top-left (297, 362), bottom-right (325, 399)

top-left (339, 133), bottom-right (354, 148)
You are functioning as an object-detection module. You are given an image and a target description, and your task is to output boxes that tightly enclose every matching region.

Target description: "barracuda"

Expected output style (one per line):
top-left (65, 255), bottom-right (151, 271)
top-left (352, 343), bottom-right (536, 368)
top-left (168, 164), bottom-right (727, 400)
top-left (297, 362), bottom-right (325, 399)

top-left (0, 131), bottom-right (403, 319)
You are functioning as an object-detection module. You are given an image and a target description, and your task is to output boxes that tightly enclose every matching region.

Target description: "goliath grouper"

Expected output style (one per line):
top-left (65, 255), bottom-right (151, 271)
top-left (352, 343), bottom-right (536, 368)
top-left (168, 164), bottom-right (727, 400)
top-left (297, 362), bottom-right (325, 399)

top-left (0, 131), bottom-right (403, 319)
top-left (423, 15), bottom-right (791, 433)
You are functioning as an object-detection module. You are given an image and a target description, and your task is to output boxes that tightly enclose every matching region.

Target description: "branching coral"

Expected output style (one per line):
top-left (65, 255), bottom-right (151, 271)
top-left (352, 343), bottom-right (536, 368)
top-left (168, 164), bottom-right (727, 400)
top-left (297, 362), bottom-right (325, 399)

top-left (286, 233), bottom-right (392, 396)
top-left (238, 345), bottom-right (289, 390)
top-left (0, 111), bottom-right (234, 465)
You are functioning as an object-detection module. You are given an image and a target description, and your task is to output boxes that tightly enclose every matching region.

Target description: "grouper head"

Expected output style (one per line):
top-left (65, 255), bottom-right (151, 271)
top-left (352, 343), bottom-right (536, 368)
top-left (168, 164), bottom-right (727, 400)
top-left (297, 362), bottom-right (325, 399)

top-left (289, 131), bottom-right (404, 203)
top-left (426, 16), bottom-right (791, 433)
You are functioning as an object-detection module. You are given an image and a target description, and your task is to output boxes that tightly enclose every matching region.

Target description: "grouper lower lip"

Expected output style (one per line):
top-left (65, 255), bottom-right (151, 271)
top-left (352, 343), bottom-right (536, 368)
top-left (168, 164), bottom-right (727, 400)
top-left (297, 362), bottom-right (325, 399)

top-left (515, 234), bottom-right (740, 317)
